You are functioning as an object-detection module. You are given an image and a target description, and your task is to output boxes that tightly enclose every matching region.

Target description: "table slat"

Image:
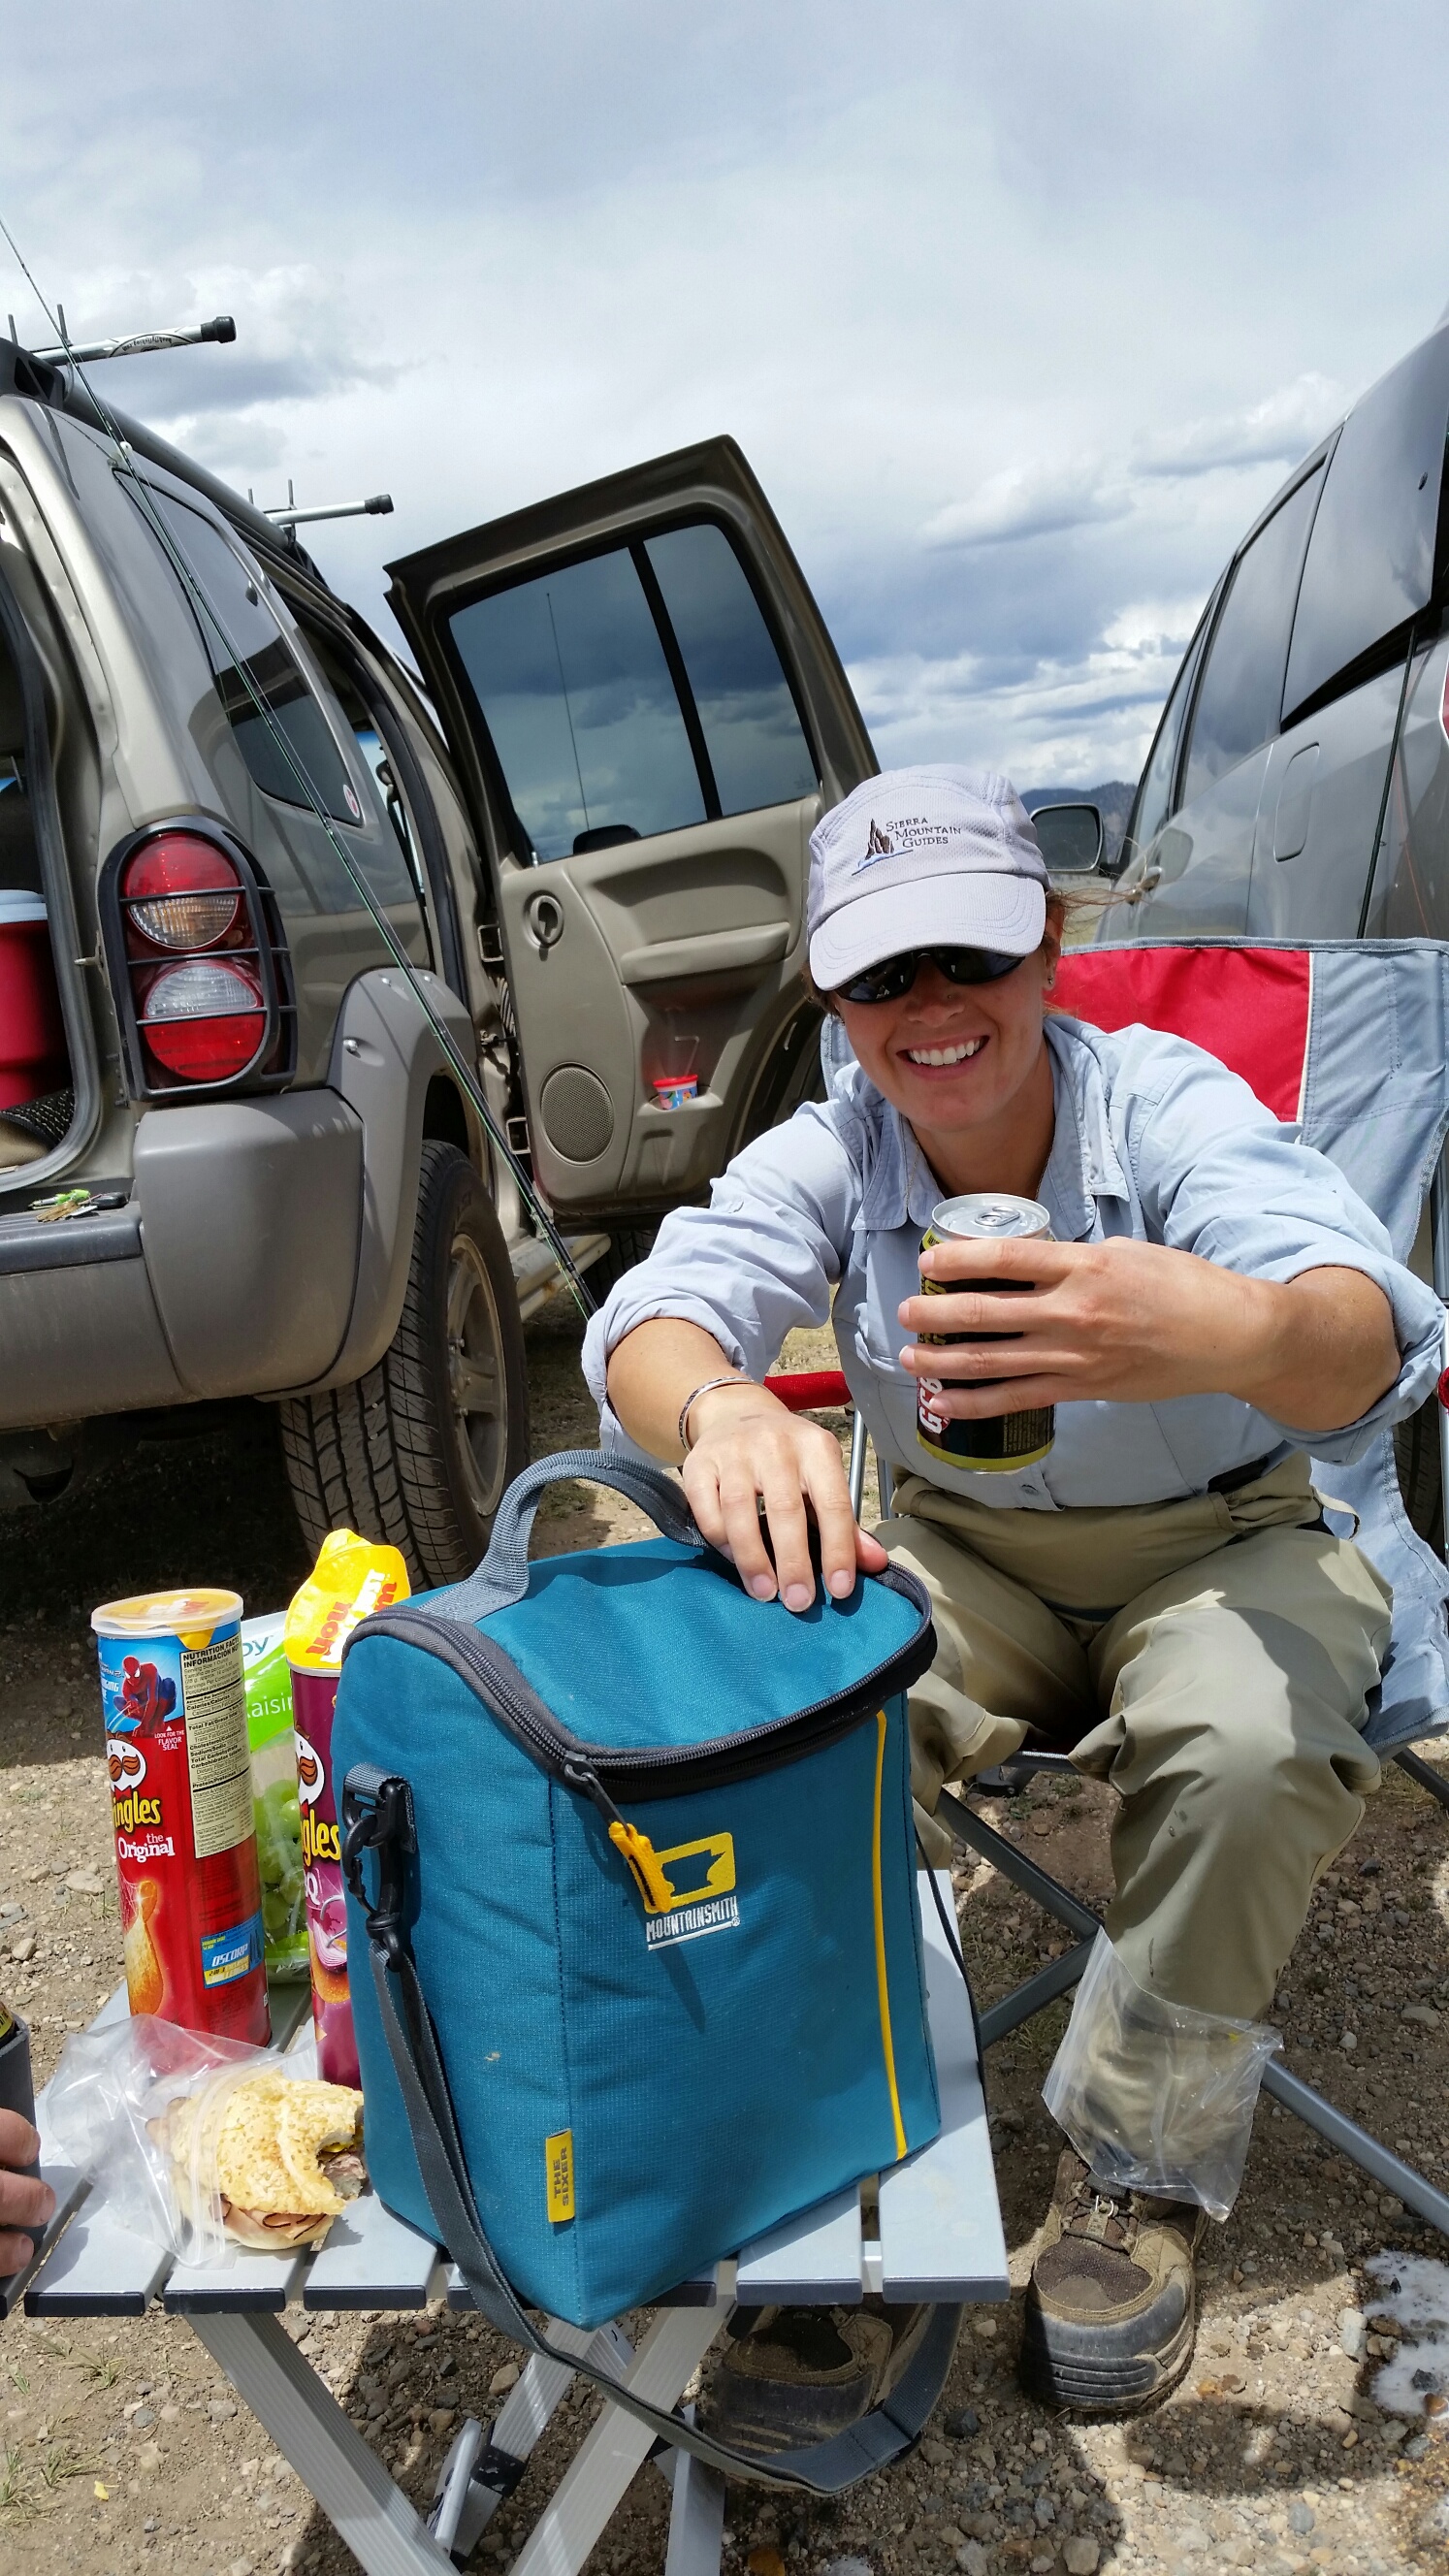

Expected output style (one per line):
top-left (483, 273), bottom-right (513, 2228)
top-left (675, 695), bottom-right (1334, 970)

top-left (736, 2184), bottom-right (862, 2305)
top-left (304, 2194), bottom-right (444, 2310)
top-left (164, 2245), bottom-right (309, 2313)
top-left (25, 2196), bottom-right (174, 2318)
top-left (878, 1874), bottom-right (1009, 2303)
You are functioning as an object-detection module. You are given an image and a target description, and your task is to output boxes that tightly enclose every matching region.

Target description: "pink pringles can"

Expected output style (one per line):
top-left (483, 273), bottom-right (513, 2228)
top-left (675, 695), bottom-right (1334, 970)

top-left (283, 1532), bottom-right (410, 2087)
top-left (290, 1666), bottom-right (357, 2085)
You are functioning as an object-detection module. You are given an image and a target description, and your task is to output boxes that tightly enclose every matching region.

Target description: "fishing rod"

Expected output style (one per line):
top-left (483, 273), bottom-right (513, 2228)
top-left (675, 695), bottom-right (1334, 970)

top-left (0, 231), bottom-right (596, 1318)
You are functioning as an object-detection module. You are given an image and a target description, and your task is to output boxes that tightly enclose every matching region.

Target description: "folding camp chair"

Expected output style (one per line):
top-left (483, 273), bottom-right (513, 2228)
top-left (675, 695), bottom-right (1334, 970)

top-left (797, 938), bottom-right (1449, 2240)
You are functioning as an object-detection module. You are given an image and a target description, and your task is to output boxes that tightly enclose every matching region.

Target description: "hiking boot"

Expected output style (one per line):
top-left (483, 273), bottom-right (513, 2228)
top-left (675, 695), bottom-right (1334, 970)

top-left (1019, 2148), bottom-right (1207, 2414)
top-left (702, 2301), bottom-right (935, 2456)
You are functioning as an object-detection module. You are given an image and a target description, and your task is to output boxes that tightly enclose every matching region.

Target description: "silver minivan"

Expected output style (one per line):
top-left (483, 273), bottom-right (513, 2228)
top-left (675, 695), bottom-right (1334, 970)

top-left (1037, 318), bottom-right (1449, 1537)
top-left (1075, 318), bottom-right (1449, 944)
top-left (0, 338), bottom-right (875, 1579)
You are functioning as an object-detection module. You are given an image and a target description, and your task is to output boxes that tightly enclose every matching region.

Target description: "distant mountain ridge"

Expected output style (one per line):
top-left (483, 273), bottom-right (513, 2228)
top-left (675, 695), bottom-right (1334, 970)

top-left (1022, 781), bottom-right (1135, 869)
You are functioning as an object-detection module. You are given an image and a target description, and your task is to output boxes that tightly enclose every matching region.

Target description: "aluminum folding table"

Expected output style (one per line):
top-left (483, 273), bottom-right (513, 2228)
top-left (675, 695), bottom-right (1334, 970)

top-left (3, 1874), bottom-right (1005, 2576)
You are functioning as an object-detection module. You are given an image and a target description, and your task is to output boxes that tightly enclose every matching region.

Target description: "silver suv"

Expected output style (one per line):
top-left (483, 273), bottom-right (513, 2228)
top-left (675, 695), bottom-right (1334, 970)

top-left (1031, 316), bottom-right (1449, 1541)
top-left (1053, 317), bottom-right (1449, 943)
top-left (0, 338), bottom-right (873, 1580)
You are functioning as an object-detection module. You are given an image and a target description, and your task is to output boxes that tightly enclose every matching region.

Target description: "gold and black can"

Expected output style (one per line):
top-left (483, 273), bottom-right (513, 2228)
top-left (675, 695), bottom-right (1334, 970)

top-left (917, 1193), bottom-right (1055, 1470)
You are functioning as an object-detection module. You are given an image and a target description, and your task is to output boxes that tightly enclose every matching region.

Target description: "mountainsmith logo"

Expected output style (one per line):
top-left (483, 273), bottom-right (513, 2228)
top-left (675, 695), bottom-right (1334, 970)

top-left (642, 1831), bottom-right (740, 1949)
top-left (645, 1892), bottom-right (740, 1949)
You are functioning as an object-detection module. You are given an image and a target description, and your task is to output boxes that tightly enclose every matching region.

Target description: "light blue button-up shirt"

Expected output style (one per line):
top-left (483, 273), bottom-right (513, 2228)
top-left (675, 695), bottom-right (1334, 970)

top-left (583, 1015), bottom-right (1445, 1510)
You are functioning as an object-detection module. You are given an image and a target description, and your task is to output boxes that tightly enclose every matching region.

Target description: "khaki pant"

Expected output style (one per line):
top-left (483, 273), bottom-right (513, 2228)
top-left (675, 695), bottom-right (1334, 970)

top-left (880, 1455), bottom-right (1391, 2021)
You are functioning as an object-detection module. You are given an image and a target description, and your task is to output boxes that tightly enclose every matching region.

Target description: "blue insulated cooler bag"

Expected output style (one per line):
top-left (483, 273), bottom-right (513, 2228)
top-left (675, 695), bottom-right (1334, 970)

top-left (334, 1452), bottom-right (941, 2362)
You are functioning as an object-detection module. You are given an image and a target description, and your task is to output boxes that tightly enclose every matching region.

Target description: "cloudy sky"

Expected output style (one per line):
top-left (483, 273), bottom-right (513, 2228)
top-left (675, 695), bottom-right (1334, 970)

top-left (7, 2), bottom-right (1449, 789)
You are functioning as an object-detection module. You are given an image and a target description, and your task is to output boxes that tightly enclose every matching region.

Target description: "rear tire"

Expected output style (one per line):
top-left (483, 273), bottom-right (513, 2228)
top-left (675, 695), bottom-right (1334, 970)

top-left (280, 1142), bottom-right (531, 1589)
top-left (587, 1222), bottom-right (660, 1300)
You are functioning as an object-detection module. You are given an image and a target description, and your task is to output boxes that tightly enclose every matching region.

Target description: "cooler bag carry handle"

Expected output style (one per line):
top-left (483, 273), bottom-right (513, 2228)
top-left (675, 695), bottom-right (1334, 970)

top-left (344, 1764), bottom-right (960, 2496)
top-left (437, 1449), bottom-right (704, 1623)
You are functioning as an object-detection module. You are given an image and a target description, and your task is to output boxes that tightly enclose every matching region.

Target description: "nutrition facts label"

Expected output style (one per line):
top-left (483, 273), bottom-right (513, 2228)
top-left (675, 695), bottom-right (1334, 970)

top-left (180, 1634), bottom-right (253, 1858)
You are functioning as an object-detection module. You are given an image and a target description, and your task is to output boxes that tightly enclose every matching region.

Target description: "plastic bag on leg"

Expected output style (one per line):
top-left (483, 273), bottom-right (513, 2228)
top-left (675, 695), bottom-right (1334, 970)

top-left (1041, 1932), bottom-right (1280, 2222)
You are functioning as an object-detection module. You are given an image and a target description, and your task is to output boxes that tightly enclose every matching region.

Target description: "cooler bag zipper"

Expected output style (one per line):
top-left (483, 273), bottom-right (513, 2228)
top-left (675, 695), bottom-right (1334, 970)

top-left (346, 1575), bottom-right (934, 1913)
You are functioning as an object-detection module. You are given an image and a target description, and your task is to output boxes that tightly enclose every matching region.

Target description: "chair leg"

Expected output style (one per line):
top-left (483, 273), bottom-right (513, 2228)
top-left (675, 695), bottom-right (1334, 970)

top-left (937, 1790), bottom-right (1449, 2240)
top-left (1394, 1746), bottom-right (1449, 1809)
top-left (848, 1411), bottom-right (868, 1519)
top-left (974, 1751), bottom-right (1078, 1795)
top-left (1261, 2060), bottom-right (1449, 2238)
top-left (936, 1789), bottom-right (1100, 1942)
top-left (978, 1942), bottom-right (1094, 2048)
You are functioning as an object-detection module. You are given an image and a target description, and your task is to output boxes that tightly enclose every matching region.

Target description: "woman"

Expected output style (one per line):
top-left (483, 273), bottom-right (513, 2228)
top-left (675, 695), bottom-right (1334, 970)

top-left (583, 766), bottom-right (1439, 2431)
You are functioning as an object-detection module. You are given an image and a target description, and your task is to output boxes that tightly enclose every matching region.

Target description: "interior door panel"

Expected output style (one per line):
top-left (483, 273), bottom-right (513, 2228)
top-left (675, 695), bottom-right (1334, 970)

top-left (497, 795), bottom-right (817, 1205)
top-left (386, 437), bottom-right (874, 1216)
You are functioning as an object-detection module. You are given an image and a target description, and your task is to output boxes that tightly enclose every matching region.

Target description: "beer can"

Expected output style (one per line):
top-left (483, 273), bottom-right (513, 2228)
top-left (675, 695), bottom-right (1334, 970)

top-left (91, 1589), bottom-right (270, 2045)
top-left (917, 1193), bottom-right (1055, 1470)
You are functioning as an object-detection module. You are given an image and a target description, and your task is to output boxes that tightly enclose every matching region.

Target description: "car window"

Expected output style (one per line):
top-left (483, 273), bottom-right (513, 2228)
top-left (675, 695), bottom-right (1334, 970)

top-left (1283, 327), bottom-right (1449, 723)
top-left (141, 492), bottom-right (366, 829)
top-left (1124, 594), bottom-right (1218, 859)
top-left (450, 547), bottom-right (705, 861)
top-left (642, 524), bottom-right (816, 816)
top-left (1180, 467), bottom-right (1323, 806)
top-left (447, 523), bottom-right (819, 862)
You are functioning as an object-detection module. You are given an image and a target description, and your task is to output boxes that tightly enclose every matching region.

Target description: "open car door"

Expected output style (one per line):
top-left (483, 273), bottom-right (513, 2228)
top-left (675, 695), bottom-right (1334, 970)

top-left (386, 437), bottom-right (875, 1218)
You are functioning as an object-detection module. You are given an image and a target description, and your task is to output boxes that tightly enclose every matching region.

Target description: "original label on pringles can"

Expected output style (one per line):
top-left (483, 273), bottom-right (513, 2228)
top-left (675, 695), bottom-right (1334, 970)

top-left (92, 1590), bottom-right (270, 2045)
top-left (917, 1193), bottom-right (1055, 1471)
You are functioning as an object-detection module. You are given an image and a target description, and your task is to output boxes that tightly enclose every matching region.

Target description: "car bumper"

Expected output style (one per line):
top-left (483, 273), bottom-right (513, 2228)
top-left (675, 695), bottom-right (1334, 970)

top-left (0, 1090), bottom-right (364, 1428)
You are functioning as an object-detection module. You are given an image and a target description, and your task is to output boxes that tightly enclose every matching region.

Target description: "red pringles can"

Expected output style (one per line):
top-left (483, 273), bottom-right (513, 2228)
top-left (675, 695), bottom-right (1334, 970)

top-left (285, 1533), bottom-right (410, 2086)
top-left (91, 1589), bottom-right (270, 2045)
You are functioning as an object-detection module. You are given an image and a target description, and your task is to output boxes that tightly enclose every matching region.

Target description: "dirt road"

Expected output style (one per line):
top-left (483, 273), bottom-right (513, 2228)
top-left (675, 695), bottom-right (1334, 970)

top-left (2, 1302), bottom-right (1448, 2575)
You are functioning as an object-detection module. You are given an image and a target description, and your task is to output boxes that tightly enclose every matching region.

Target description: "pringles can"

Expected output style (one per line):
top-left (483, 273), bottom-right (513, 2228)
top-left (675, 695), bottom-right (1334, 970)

top-left (916, 1193), bottom-right (1055, 1470)
top-left (91, 1589), bottom-right (270, 2045)
top-left (285, 1531), bottom-right (410, 2087)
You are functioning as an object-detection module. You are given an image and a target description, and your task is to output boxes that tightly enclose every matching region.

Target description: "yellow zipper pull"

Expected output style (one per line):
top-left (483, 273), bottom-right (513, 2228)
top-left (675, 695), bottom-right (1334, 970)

top-left (608, 1820), bottom-right (675, 1916)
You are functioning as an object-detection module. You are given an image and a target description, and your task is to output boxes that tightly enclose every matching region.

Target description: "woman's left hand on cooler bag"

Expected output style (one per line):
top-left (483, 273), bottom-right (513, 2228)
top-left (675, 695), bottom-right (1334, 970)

top-left (605, 1315), bottom-right (886, 1612)
top-left (898, 1234), bottom-right (1401, 1434)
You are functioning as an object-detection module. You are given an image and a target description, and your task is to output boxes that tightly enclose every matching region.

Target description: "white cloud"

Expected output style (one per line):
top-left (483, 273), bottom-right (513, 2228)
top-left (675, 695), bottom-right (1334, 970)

top-left (1135, 372), bottom-right (1346, 477)
top-left (923, 458), bottom-right (1132, 548)
top-left (3, 0), bottom-right (1449, 785)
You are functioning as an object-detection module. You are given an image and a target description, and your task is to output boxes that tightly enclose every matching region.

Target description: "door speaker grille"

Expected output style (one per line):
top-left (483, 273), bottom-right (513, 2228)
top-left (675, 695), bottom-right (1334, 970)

top-left (539, 1065), bottom-right (615, 1162)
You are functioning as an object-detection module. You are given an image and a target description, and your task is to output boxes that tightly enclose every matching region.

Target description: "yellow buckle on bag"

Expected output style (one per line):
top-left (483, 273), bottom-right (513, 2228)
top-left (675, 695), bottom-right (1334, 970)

top-left (608, 1823), bottom-right (736, 1916)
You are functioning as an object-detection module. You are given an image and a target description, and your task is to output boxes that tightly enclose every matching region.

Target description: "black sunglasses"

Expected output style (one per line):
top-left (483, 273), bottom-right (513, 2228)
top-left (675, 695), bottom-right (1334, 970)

top-left (831, 945), bottom-right (1025, 1006)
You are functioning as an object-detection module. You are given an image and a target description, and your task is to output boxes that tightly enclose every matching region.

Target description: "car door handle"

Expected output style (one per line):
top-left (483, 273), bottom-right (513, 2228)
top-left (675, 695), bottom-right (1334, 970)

top-left (1126, 866), bottom-right (1162, 902)
top-left (617, 921), bottom-right (790, 984)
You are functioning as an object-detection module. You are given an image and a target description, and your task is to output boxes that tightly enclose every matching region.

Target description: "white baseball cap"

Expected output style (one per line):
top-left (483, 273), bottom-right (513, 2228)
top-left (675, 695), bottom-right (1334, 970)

top-left (807, 765), bottom-right (1048, 990)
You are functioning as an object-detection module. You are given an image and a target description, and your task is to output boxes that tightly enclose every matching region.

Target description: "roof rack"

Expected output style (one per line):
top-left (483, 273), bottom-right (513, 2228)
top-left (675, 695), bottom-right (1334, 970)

top-left (14, 306), bottom-right (237, 367)
top-left (252, 478), bottom-right (394, 531)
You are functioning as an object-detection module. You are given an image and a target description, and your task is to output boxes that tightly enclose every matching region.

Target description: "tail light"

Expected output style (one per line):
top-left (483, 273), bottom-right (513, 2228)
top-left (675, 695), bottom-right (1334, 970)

top-left (101, 821), bottom-right (296, 1098)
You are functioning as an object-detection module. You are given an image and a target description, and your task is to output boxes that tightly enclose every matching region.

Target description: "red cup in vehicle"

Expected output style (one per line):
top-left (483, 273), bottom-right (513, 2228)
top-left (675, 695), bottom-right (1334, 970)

top-left (0, 891), bottom-right (66, 1110)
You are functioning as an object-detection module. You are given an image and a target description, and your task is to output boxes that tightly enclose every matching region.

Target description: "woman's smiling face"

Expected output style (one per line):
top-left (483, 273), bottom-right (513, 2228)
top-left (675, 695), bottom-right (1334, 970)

top-left (834, 929), bottom-right (1060, 1147)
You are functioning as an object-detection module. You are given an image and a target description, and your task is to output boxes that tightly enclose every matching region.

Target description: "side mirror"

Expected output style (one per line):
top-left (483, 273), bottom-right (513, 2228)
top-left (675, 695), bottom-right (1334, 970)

top-left (1031, 802), bottom-right (1105, 875)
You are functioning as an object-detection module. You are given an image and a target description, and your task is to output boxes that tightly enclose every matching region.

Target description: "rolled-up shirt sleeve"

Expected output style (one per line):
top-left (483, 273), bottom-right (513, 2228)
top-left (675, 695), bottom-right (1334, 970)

top-left (581, 1103), bottom-right (862, 1443)
top-left (1127, 1046), bottom-right (1445, 1459)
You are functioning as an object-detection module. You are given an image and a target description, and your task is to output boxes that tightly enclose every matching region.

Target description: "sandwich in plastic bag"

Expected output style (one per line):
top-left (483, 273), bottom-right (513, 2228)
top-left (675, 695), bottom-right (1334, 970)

top-left (46, 2014), bottom-right (365, 2265)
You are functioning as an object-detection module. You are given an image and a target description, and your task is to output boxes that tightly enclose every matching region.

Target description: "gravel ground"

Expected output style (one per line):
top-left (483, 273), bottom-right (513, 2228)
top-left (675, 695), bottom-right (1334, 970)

top-left (2, 1300), bottom-right (1448, 2576)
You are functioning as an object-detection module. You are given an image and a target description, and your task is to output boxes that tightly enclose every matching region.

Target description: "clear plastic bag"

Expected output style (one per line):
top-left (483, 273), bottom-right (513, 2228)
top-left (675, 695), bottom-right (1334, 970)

top-left (1041, 1932), bottom-right (1281, 2222)
top-left (46, 2014), bottom-right (319, 2266)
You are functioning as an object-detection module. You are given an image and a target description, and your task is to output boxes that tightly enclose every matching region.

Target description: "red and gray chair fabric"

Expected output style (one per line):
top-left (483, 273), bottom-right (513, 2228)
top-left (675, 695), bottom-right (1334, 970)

top-left (789, 939), bottom-right (1449, 2235)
